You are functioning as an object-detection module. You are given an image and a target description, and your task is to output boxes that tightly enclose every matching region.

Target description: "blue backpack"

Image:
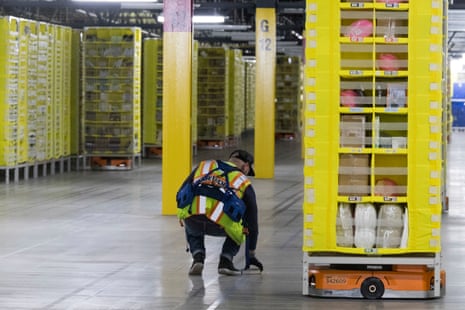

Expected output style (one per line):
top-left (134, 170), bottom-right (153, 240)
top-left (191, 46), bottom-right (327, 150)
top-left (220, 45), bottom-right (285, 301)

top-left (176, 160), bottom-right (246, 222)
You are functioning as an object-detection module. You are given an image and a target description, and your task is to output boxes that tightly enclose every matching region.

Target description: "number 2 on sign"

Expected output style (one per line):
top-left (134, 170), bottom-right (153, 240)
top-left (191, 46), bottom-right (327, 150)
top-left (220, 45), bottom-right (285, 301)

top-left (259, 38), bottom-right (272, 51)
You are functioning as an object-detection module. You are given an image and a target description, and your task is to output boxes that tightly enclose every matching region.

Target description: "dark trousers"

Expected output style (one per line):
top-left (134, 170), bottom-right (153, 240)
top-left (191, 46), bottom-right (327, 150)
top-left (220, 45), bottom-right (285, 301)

top-left (184, 215), bottom-right (240, 261)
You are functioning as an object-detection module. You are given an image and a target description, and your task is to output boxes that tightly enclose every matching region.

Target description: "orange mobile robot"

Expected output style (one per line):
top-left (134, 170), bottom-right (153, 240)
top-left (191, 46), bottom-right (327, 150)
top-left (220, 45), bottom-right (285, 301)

top-left (308, 264), bottom-right (446, 299)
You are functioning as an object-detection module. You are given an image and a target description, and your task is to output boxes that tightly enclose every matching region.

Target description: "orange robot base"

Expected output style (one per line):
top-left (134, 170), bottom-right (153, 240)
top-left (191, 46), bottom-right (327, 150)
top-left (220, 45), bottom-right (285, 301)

top-left (308, 264), bottom-right (446, 299)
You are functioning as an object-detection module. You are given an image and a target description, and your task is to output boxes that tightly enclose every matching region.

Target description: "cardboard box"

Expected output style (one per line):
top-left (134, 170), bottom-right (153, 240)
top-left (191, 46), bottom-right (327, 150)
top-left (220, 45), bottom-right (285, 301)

top-left (339, 154), bottom-right (370, 196)
top-left (340, 115), bottom-right (366, 147)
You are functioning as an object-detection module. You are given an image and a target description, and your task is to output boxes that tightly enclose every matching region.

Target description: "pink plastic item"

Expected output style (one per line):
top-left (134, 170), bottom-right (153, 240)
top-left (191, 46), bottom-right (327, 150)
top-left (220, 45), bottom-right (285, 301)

top-left (374, 178), bottom-right (398, 196)
top-left (340, 90), bottom-right (358, 107)
top-left (345, 19), bottom-right (373, 39)
top-left (378, 53), bottom-right (399, 71)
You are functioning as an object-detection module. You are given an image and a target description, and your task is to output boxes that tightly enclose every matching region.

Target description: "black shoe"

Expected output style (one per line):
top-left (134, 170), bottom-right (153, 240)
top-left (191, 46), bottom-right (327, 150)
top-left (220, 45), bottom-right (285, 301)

top-left (189, 252), bottom-right (205, 276)
top-left (218, 256), bottom-right (242, 276)
top-left (245, 256), bottom-right (264, 272)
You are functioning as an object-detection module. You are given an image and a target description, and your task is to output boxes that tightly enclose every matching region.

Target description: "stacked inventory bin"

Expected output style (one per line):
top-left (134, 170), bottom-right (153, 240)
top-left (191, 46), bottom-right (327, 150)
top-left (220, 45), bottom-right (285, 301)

top-left (244, 58), bottom-right (256, 131)
top-left (142, 38), bottom-right (163, 156)
top-left (36, 22), bottom-right (51, 162)
top-left (0, 16), bottom-right (20, 167)
top-left (302, 0), bottom-right (444, 298)
top-left (27, 21), bottom-right (38, 162)
top-left (52, 25), bottom-right (72, 160)
top-left (82, 27), bottom-right (141, 169)
top-left (142, 39), bottom-right (198, 157)
top-left (17, 19), bottom-right (30, 164)
top-left (197, 46), bottom-right (231, 148)
top-left (70, 29), bottom-right (82, 157)
top-left (275, 55), bottom-right (303, 140)
top-left (228, 48), bottom-right (245, 140)
top-left (192, 40), bottom-right (199, 150)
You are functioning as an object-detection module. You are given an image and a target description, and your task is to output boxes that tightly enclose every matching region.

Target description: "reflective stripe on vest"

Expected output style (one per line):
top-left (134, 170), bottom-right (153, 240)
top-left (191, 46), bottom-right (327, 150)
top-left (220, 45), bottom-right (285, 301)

top-left (210, 201), bottom-right (224, 222)
top-left (198, 195), bottom-right (207, 214)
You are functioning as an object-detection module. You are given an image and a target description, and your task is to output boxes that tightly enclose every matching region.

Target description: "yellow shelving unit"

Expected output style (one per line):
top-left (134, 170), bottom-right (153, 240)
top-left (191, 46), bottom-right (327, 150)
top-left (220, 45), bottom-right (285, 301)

top-left (142, 38), bottom-right (163, 156)
top-left (192, 40), bottom-right (199, 150)
top-left (70, 29), bottom-right (82, 157)
top-left (244, 58), bottom-right (256, 131)
top-left (26, 20), bottom-right (38, 162)
top-left (197, 46), bottom-right (231, 148)
top-left (303, 0), bottom-right (445, 298)
top-left (0, 16), bottom-right (20, 167)
top-left (228, 49), bottom-right (245, 140)
top-left (275, 55), bottom-right (303, 140)
top-left (36, 22), bottom-right (50, 162)
top-left (81, 27), bottom-right (142, 169)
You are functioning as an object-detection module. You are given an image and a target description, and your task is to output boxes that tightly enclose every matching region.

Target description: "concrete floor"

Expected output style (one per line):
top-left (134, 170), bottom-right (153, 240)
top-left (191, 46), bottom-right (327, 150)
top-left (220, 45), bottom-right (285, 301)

top-left (0, 131), bottom-right (464, 309)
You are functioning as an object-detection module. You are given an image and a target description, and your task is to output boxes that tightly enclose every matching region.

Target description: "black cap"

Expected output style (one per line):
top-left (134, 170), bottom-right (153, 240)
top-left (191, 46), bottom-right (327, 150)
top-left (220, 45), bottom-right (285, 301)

top-left (229, 149), bottom-right (255, 176)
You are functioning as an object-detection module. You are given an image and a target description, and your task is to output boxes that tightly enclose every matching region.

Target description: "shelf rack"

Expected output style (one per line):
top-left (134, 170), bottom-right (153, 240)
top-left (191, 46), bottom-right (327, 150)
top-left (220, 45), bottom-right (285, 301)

top-left (81, 27), bottom-right (142, 169)
top-left (197, 46), bottom-right (231, 148)
top-left (0, 16), bottom-right (72, 183)
top-left (275, 55), bottom-right (303, 140)
top-left (142, 38), bottom-right (163, 157)
top-left (302, 0), bottom-right (445, 298)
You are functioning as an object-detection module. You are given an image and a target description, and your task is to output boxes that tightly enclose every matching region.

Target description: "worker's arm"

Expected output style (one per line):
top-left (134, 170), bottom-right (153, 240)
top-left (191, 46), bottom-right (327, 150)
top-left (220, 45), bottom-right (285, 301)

top-left (242, 185), bottom-right (263, 271)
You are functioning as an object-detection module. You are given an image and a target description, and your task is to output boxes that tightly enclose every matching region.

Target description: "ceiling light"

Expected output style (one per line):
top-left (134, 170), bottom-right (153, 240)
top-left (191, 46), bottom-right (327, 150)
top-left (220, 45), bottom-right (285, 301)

top-left (73, 0), bottom-right (157, 2)
top-left (157, 15), bottom-right (225, 24)
top-left (193, 15), bottom-right (225, 24)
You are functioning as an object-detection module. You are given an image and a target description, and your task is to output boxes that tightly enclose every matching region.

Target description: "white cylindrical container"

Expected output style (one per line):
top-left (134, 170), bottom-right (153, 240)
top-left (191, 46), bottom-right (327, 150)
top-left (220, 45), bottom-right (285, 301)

top-left (354, 203), bottom-right (377, 248)
top-left (336, 203), bottom-right (354, 247)
top-left (376, 204), bottom-right (404, 248)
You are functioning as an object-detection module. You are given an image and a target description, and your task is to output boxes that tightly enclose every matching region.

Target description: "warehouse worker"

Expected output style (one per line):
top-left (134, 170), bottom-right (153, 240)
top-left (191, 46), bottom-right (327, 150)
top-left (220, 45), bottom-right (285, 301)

top-left (176, 149), bottom-right (263, 276)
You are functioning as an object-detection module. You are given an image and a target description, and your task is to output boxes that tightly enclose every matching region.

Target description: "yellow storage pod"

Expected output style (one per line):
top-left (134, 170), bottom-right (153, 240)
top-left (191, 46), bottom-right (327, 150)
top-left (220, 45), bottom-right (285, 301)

top-left (303, 0), bottom-right (443, 255)
top-left (0, 16), bottom-right (20, 167)
top-left (244, 58), bottom-right (256, 131)
top-left (275, 55), bottom-right (303, 140)
top-left (197, 46), bottom-right (230, 148)
top-left (192, 40), bottom-right (199, 147)
top-left (35, 21), bottom-right (51, 162)
top-left (142, 38), bottom-right (163, 149)
top-left (81, 27), bottom-right (142, 163)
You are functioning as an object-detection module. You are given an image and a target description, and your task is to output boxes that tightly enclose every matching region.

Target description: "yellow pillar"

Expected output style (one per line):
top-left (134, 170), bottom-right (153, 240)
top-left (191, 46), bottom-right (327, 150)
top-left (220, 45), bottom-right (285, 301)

top-left (162, 1), bottom-right (193, 215)
top-left (254, 2), bottom-right (276, 179)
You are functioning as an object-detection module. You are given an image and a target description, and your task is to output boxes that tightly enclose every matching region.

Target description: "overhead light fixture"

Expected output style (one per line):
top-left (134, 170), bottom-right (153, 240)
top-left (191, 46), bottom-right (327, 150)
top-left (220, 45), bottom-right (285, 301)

top-left (73, 0), bottom-right (158, 2)
top-left (193, 15), bottom-right (225, 24)
top-left (157, 15), bottom-right (225, 24)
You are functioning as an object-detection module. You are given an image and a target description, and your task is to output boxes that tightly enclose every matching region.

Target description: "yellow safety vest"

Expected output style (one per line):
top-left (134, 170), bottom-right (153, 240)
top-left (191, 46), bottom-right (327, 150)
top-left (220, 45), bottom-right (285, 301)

top-left (177, 160), bottom-right (251, 245)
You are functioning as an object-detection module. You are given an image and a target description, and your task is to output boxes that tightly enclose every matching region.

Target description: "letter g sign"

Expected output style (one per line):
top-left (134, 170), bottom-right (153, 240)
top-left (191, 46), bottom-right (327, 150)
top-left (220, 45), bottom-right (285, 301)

top-left (260, 19), bottom-right (269, 32)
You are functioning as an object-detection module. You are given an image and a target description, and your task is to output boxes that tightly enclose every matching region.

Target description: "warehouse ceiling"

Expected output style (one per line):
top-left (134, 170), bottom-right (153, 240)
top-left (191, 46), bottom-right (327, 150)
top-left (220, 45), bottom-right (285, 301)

top-left (0, 0), bottom-right (465, 57)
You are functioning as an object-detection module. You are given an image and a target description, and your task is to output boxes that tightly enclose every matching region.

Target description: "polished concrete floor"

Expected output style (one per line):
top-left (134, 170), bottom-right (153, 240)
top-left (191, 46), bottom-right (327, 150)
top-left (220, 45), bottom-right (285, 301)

top-left (1, 131), bottom-right (465, 309)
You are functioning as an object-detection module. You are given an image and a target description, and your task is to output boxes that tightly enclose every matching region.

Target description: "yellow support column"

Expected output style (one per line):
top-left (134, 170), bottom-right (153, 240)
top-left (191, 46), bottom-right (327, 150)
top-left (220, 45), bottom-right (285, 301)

top-left (162, 1), bottom-right (193, 215)
top-left (255, 1), bottom-right (276, 179)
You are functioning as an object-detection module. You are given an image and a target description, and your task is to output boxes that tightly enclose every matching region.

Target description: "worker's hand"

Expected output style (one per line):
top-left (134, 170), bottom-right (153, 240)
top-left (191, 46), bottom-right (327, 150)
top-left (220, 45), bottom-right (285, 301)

top-left (179, 220), bottom-right (184, 227)
top-left (242, 227), bottom-right (249, 235)
top-left (246, 256), bottom-right (263, 272)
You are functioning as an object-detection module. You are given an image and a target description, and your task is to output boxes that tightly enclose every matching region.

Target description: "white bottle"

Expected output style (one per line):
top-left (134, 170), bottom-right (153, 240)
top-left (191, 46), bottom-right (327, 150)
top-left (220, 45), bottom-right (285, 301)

top-left (354, 203), bottom-right (377, 248)
top-left (376, 204), bottom-right (404, 248)
top-left (336, 203), bottom-right (354, 247)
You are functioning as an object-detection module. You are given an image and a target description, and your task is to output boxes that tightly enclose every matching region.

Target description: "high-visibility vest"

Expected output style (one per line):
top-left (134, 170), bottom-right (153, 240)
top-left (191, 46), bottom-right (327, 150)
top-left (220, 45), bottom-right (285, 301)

top-left (177, 160), bottom-right (251, 245)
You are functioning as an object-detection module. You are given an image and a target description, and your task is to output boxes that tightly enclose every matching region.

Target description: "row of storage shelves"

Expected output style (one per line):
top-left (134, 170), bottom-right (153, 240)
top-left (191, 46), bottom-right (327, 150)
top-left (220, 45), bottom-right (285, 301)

top-left (142, 42), bottom-right (302, 149)
top-left (0, 16), bottom-right (72, 167)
